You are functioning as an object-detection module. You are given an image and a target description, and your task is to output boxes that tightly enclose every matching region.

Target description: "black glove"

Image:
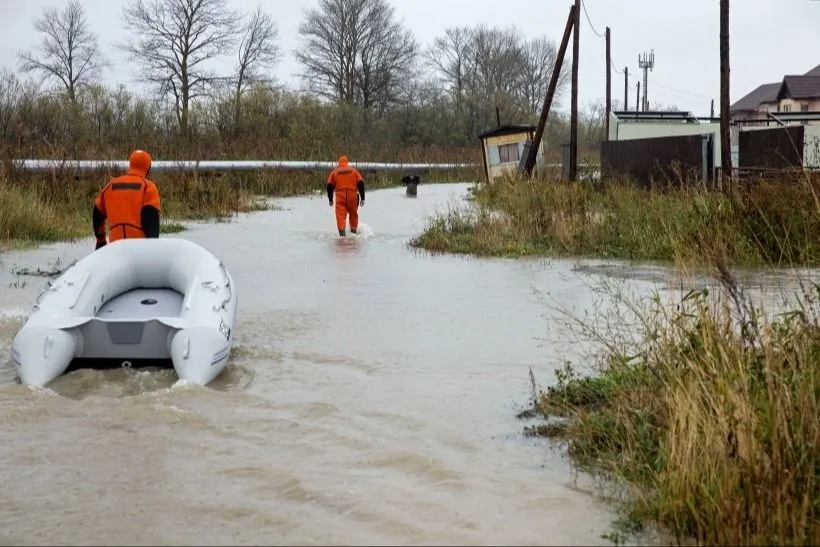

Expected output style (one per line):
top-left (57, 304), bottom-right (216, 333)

top-left (328, 199), bottom-right (333, 207)
top-left (95, 235), bottom-right (107, 250)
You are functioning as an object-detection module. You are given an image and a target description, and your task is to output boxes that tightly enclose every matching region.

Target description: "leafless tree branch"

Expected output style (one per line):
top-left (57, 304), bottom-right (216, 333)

top-left (233, 4), bottom-right (281, 127)
top-left (17, 0), bottom-right (107, 103)
top-left (294, 0), bottom-right (417, 111)
top-left (117, 0), bottom-right (241, 135)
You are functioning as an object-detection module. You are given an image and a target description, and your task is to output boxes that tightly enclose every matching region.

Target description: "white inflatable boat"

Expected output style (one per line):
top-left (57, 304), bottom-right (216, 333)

top-left (10, 237), bottom-right (239, 387)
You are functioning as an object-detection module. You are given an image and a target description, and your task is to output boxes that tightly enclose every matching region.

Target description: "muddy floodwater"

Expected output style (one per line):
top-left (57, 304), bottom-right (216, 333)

top-left (0, 183), bottom-right (807, 546)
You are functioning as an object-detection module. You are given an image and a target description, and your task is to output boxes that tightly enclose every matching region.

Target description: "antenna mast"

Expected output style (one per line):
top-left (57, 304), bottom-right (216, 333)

top-left (638, 50), bottom-right (655, 111)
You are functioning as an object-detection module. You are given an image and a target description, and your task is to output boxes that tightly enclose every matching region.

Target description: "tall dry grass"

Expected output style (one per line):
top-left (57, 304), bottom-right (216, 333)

top-left (533, 262), bottom-right (820, 545)
top-left (411, 173), bottom-right (820, 268)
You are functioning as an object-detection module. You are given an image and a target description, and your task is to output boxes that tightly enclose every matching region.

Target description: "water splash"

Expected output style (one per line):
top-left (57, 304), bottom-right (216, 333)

top-left (353, 222), bottom-right (374, 239)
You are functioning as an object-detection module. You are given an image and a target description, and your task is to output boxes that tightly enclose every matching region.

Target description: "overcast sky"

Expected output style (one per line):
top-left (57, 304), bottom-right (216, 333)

top-left (1, 0), bottom-right (819, 116)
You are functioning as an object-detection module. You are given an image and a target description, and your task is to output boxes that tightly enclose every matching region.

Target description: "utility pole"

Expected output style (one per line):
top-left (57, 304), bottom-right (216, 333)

top-left (623, 66), bottom-right (629, 111)
top-left (605, 27), bottom-right (612, 140)
top-left (720, 0), bottom-right (731, 183)
top-left (636, 82), bottom-right (640, 112)
top-left (569, 0), bottom-right (580, 181)
top-left (710, 99), bottom-right (715, 118)
top-left (638, 50), bottom-right (654, 111)
top-left (522, 4), bottom-right (576, 177)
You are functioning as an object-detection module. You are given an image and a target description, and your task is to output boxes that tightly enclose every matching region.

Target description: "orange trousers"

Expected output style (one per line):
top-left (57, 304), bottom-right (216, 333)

top-left (334, 188), bottom-right (359, 231)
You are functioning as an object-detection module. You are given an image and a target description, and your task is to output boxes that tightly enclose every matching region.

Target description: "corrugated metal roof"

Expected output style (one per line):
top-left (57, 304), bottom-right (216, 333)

top-left (477, 124), bottom-right (536, 140)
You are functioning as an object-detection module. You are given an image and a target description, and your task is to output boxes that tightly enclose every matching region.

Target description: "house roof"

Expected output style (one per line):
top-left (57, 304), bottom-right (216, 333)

top-left (805, 63), bottom-right (820, 77)
top-left (730, 63), bottom-right (820, 113)
top-left (478, 124), bottom-right (536, 140)
top-left (730, 82), bottom-right (780, 112)
top-left (777, 75), bottom-right (820, 100)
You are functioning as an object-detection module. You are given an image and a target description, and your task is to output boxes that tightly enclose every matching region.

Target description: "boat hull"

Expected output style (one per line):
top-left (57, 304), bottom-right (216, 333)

top-left (10, 238), bottom-right (239, 387)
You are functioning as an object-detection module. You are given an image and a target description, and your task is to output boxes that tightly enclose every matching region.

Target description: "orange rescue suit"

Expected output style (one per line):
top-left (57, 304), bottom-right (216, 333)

top-left (327, 156), bottom-right (365, 235)
top-left (93, 151), bottom-right (161, 244)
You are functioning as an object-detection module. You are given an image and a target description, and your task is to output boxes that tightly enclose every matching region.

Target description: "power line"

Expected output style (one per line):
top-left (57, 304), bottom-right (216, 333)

top-left (652, 81), bottom-right (713, 100)
top-left (580, 0), bottom-right (606, 38)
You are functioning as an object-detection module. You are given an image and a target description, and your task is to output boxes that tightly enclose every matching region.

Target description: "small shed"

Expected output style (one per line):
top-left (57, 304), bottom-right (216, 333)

top-left (478, 124), bottom-right (540, 183)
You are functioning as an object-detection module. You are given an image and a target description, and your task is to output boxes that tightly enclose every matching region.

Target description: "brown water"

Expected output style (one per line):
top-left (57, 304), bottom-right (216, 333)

top-left (0, 183), bottom-right (806, 546)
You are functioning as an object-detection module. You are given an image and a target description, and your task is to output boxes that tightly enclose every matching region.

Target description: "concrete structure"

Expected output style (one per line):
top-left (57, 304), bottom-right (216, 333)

top-left (731, 63), bottom-right (820, 124)
top-left (477, 124), bottom-right (542, 183)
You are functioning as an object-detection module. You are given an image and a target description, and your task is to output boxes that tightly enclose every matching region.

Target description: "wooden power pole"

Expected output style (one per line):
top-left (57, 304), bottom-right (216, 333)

top-left (624, 67), bottom-right (629, 111)
top-left (719, 0), bottom-right (731, 183)
top-left (569, 0), bottom-right (580, 181)
top-left (605, 27), bottom-right (611, 140)
top-left (522, 4), bottom-right (576, 177)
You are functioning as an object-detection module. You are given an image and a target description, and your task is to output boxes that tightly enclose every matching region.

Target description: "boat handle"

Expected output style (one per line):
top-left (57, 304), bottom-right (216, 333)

top-left (213, 261), bottom-right (232, 311)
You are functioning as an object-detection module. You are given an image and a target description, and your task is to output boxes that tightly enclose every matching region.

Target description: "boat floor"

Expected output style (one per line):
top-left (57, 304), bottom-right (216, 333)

top-left (96, 288), bottom-right (183, 320)
top-left (67, 288), bottom-right (184, 371)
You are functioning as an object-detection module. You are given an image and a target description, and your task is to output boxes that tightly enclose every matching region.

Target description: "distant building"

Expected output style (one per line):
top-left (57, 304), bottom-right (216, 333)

top-left (477, 124), bottom-right (541, 183)
top-left (731, 63), bottom-right (820, 124)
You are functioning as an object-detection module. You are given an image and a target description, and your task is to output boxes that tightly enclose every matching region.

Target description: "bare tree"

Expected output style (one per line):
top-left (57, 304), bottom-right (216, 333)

top-left (425, 27), bottom-right (473, 112)
top-left (294, 0), bottom-right (417, 110)
top-left (233, 5), bottom-right (281, 128)
top-left (426, 24), bottom-right (567, 137)
top-left (118, 0), bottom-right (241, 135)
top-left (18, 0), bottom-right (106, 103)
top-left (516, 37), bottom-right (568, 117)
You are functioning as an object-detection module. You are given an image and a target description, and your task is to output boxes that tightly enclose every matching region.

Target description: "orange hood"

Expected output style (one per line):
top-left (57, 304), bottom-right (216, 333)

top-left (128, 149), bottom-right (152, 177)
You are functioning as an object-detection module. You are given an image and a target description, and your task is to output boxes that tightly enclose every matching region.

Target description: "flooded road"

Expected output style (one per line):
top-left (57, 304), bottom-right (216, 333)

top-left (0, 182), bottom-right (805, 546)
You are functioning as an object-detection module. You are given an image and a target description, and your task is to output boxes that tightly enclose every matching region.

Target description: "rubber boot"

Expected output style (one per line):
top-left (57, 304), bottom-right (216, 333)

top-left (338, 228), bottom-right (346, 237)
top-left (350, 228), bottom-right (357, 234)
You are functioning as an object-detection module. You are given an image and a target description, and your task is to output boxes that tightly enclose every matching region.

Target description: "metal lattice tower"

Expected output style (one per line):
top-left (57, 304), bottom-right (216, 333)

top-left (638, 50), bottom-right (655, 111)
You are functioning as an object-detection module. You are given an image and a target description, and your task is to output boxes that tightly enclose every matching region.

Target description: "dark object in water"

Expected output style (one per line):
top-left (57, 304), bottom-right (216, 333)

top-left (401, 174), bottom-right (420, 197)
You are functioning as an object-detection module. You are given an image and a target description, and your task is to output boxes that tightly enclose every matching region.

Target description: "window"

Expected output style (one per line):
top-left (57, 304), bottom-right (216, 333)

top-left (498, 143), bottom-right (520, 164)
top-left (782, 104), bottom-right (792, 112)
top-left (802, 104), bottom-right (810, 112)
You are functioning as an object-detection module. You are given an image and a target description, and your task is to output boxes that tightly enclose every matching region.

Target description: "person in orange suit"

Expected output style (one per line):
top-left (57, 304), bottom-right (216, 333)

top-left (92, 149), bottom-right (161, 250)
top-left (326, 155), bottom-right (365, 237)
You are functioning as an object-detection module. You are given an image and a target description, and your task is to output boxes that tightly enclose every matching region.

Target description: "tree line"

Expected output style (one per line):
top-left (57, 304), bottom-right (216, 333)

top-left (0, 0), bottom-right (638, 161)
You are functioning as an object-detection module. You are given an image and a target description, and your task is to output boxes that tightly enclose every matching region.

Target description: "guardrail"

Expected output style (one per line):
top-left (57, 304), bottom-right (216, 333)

top-left (8, 159), bottom-right (478, 172)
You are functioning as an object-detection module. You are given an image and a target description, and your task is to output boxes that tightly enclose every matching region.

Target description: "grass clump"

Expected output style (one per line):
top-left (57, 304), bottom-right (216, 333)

top-left (411, 174), bottom-right (820, 268)
top-left (529, 263), bottom-right (820, 546)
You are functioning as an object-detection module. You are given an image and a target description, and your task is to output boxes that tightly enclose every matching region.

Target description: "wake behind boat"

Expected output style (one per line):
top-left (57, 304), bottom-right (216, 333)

top-left (10, 237), bottom-right (239, 387)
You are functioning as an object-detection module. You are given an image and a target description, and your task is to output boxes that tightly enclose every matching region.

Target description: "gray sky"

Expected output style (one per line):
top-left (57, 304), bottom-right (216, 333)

top-left (1, 0), bottom-right (819, 116)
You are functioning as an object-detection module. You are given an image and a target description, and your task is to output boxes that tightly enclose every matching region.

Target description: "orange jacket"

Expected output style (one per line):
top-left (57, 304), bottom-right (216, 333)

top-left (93, 173), bottom-right (161, 242)
top-left (327, 165), bottom-right (364, 192)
